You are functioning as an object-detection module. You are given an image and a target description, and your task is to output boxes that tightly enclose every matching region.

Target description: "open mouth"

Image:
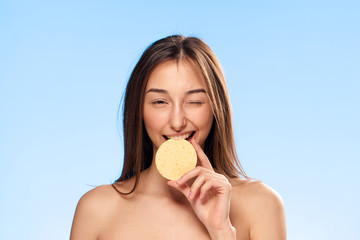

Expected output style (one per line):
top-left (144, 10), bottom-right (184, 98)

top-left (163, 131), bottom-right (195, 141)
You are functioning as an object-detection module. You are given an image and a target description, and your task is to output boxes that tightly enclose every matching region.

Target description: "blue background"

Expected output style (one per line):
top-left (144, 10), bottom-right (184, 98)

top-left (1, 1), bottom-right (359, 239)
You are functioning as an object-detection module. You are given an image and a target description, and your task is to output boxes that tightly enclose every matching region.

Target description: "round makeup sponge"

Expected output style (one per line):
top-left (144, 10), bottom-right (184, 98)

top-left (155, 139), bottom-right (197, 180)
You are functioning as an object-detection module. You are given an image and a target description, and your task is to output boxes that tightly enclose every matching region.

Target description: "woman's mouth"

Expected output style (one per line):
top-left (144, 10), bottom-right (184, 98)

top-left (163, 131), bottom-right (195, 141)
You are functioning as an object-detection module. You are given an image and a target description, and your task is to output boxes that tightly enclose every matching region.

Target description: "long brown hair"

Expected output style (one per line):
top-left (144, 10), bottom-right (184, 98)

top-left (114, 35), bottom-right (249, 194)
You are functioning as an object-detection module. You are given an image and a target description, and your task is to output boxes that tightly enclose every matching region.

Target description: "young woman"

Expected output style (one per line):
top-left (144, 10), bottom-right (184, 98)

top-left (70, 35), bottom-right (286, 240)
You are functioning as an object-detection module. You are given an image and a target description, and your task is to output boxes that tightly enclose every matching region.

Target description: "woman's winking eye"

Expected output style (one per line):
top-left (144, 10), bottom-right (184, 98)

top-left (187, 101), bottom-right (204, 105)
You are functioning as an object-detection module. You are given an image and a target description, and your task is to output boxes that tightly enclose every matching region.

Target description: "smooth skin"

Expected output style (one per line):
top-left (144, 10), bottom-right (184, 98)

top-left (70, 60), bottom-right (286, 240)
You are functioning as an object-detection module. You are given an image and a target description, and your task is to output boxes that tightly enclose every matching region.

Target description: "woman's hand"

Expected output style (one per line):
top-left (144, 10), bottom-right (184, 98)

top-left (167, 138), bottom-right (236, 239)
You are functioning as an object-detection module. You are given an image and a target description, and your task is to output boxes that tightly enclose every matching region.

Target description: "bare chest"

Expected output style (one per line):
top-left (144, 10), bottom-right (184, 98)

top-left (98, 200), bottom-right (211, 240)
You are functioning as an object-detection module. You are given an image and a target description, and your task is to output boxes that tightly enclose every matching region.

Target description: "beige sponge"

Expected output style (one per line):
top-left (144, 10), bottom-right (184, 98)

top-left (155, 139), bottom-right (197, 180)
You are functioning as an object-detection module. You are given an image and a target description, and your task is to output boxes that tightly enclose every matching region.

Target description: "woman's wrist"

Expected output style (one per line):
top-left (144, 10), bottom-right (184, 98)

top-left (208, 224), bottom-right (236, 240)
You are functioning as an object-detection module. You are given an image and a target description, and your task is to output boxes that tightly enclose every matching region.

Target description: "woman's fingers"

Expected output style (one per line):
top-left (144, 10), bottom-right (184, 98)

top-left (177, 166), bottom-right (208, 185)
top-left (190, 138), bottom-right (213, 170)
top-left (169, 139), bottom-right (231, 204)
top-left (197, 174), bottom-right (231, 199)
top-left (176, 167), bottom-right (231, 200)
top-left (199, 180), bottom-right (214, 200)
top-left (188, 174), bottom-right (207, 199)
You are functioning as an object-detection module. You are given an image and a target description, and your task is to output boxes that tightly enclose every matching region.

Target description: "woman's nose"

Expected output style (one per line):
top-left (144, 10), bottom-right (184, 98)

top-left (169, 105), bottom-right (187, 131)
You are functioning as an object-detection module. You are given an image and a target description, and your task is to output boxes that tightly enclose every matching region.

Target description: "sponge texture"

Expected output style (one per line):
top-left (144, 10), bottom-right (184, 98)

top-left (155, 139), bottom-right (197, 180)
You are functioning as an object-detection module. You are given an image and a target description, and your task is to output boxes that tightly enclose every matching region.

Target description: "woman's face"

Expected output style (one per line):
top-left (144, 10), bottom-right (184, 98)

top-left (143, 60), bottom-right (214, 152)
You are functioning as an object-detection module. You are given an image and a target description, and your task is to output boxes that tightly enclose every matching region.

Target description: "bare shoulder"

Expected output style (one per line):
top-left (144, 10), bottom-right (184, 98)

top-left (231, 179), bottom-right (284, 208)
top-left (230, 178), bottom-right (287, 240)
top-left (70, 184), bottom-right (128, 240)
top-left (77, 184), bottom-right (123, 211)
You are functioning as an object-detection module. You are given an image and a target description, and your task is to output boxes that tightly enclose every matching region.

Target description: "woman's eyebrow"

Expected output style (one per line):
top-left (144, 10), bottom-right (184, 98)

top-left (185, 88), bottom-right (206, 95)
top-left (146, 88), bottom-right (168, 94)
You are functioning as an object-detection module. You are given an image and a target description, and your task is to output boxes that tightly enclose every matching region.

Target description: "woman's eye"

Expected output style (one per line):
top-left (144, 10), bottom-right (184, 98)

top-left (189, 101), bottom-right (203, 105)
top-left (153, 100), bottom-right (167, 105)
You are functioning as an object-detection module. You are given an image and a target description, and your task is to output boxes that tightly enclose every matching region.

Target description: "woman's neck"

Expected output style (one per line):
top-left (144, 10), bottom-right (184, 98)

top-left (136, 161), bottom-right (187, 202)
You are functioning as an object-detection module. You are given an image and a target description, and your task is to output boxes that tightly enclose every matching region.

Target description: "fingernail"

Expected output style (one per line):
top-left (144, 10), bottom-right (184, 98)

top-left (177, 178), bottom-right (183, 184)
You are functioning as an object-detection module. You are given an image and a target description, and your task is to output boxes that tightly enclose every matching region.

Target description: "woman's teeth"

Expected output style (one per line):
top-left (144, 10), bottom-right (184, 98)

top-left (168, 133), bottom-right (191, 140)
